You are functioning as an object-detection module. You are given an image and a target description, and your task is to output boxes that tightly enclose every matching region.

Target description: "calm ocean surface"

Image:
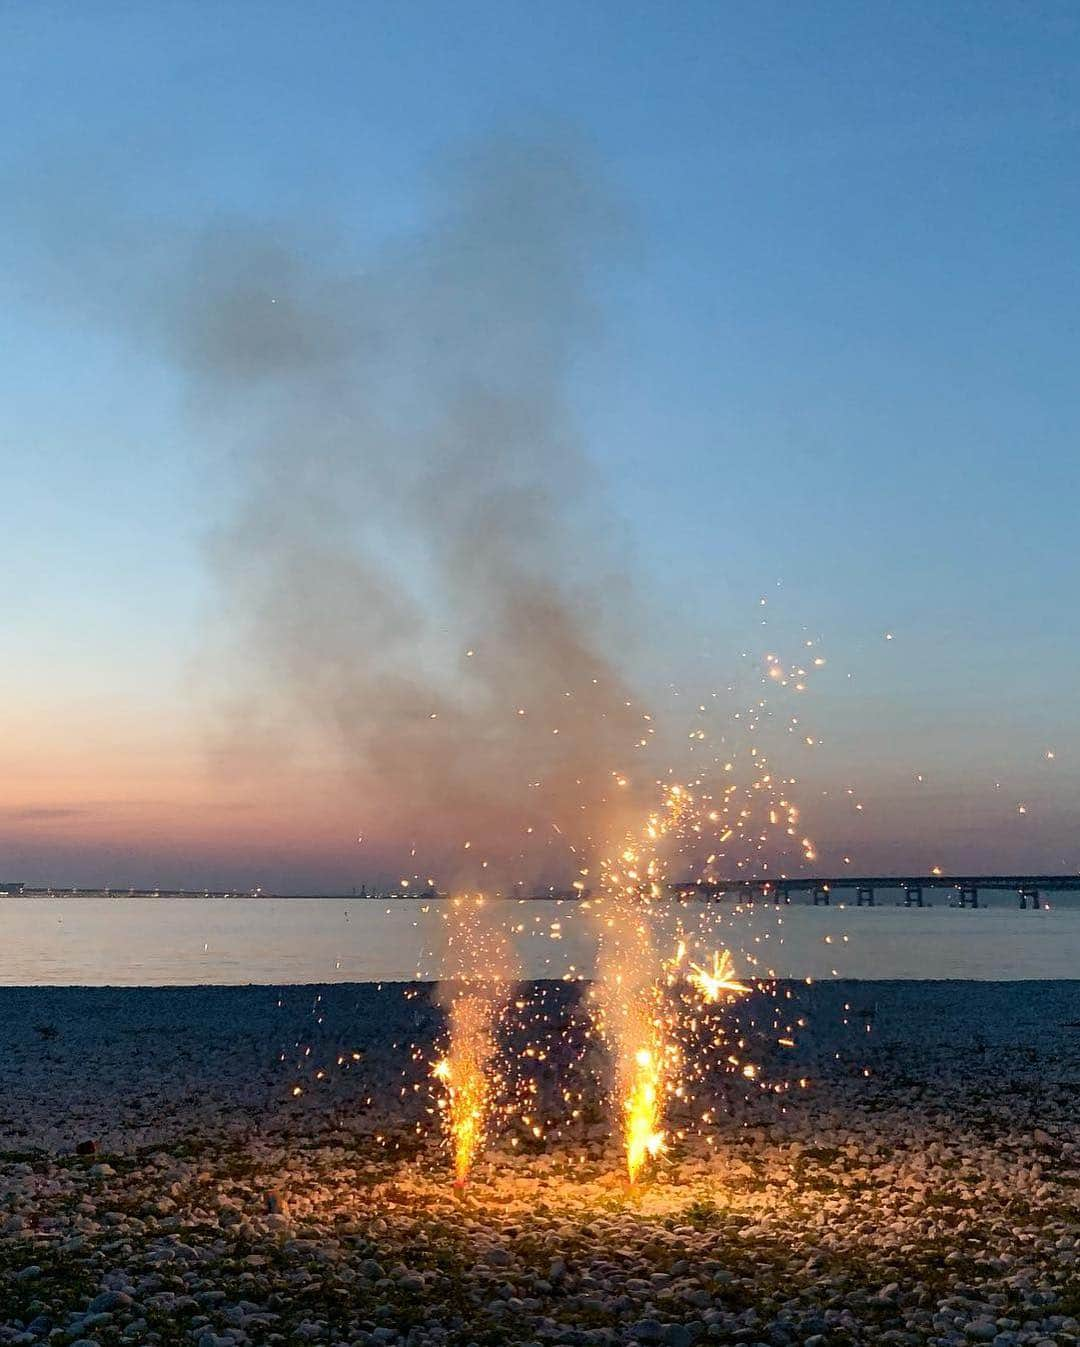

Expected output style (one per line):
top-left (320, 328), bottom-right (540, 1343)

top-left (1, 892), bottom-right (1079, 984)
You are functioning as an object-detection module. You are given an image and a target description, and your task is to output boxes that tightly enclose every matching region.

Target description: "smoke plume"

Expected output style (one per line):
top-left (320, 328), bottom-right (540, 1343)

top-left (165, 138), bottom-right (651, 889)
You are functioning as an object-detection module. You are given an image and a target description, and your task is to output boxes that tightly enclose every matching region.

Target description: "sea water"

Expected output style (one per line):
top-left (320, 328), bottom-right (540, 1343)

top-left (0, 893), bottom-right (1078, 985)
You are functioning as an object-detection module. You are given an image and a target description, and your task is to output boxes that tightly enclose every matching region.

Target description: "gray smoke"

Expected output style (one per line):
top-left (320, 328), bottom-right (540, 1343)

top-left (164, 138), bottom-right (652, 888)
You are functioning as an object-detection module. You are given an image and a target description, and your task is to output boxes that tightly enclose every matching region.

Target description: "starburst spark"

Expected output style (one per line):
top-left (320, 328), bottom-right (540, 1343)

top-left (688, 948), bottom-right (750, 1003)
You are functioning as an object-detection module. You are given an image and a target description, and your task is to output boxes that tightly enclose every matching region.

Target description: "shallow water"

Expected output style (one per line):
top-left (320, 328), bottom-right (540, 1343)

top-left (1, 893), bottom-right (1078, 984)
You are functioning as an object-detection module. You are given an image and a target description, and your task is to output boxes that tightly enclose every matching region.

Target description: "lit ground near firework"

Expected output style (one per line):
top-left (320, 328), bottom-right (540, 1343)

top-left (0, 982), bottom-right (1077, 1347)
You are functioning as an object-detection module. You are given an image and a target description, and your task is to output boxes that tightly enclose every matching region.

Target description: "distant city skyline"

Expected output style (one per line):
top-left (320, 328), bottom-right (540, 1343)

top-left (2, 2), bottom-right (1078, 890)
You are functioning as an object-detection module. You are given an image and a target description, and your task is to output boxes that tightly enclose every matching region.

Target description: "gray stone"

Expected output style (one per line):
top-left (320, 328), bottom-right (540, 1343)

top-left (663, 1327), bottom-right (698, 1347)
top-left (631, 1321), bottom-right (664, 1345)
top-left (89, 1291), bottom-right (132, 1313)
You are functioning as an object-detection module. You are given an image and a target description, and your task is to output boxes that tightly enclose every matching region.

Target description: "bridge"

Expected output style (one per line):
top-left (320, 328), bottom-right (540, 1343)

top-left (672, 874), bottom-right (1080, 909)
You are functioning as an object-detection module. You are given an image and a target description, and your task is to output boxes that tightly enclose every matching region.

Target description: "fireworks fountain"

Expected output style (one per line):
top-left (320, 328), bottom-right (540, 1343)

top-left (593, 785), bottom-right (693, 1184)
top-left (430, 751), bottom-right (790, 1188)
top-left (434, 992), bottom-right (501, 1186)
top-left (433, 895), bottom-right (513, 1186)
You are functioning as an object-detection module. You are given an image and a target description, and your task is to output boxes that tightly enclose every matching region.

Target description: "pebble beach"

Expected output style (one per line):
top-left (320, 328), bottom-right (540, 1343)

top-left (0, 981), bottom-right (1077, 1347)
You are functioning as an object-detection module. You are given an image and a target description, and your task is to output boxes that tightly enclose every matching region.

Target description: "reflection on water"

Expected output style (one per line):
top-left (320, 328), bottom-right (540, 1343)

top-left (1, 894), bottom-right (1079, 985)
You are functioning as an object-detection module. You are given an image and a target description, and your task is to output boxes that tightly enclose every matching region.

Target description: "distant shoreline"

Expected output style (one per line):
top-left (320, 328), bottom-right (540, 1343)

top-left (5, 882), bottom-right (1080, 902)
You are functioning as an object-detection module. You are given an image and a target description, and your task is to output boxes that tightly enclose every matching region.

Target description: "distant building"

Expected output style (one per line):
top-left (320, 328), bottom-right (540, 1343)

top-left (0, 881), bottom-right (25, 894)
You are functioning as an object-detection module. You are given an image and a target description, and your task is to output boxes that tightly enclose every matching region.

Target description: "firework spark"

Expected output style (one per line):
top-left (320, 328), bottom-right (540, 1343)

top-left (688, 948), bottom-right (750, 1003)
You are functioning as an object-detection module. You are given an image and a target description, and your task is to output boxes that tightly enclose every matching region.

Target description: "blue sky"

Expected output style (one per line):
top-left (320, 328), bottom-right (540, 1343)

top-left (2, 2), bottom-right (1078, 888)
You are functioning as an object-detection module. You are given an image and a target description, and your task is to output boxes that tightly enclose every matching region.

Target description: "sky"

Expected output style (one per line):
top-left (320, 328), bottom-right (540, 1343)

top-left (1, 1), bottom-right (1078, 891)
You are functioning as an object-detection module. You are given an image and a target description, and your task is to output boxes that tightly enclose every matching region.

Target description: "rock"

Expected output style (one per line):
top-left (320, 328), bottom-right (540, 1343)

top-left (265, 1188), bottom-right (290, 1217)
top-left (664, 1327), bottom-right (698, 1347)
top-left (88, 1291), bottom-right (131, 1313)
top-left (76, 1139), bottom-right (98, 1155)
top-left (631, 1320), bottom-right (664, 1344)
top-left (79, 1312), bottom-right (114, 1330)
